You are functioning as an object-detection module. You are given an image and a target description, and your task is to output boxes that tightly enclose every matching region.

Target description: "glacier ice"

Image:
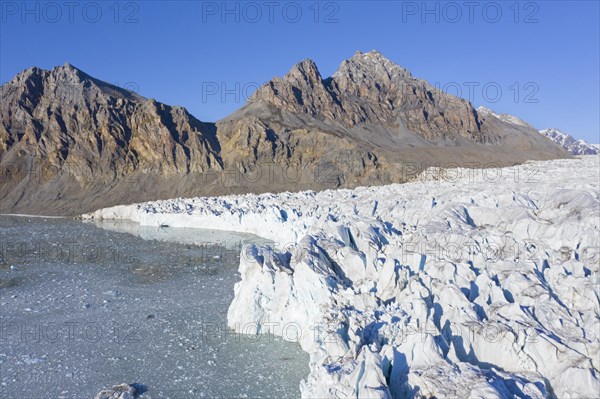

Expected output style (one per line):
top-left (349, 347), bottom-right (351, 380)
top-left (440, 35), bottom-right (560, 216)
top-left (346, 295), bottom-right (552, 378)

top-left (85, 156), bottom-right (600, 398)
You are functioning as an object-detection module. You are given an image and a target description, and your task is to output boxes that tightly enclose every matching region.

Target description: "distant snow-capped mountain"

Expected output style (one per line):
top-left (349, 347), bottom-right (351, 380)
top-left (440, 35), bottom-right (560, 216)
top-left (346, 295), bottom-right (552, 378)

top-left (540, 128), bottom-right (598, 155)
top-left (476, 107), bottom-right (598, 156)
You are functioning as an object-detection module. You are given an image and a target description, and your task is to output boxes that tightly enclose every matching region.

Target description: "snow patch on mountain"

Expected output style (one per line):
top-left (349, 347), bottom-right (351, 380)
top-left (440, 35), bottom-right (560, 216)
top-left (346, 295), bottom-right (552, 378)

top-left (477, 106), bottom-right (532, 128)
top-left (84, 156), bottom-right (600, 399)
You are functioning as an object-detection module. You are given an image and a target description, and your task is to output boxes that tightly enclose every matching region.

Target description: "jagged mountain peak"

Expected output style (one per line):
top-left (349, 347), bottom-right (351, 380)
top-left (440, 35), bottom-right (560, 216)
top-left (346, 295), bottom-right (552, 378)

top-left (539, 128), bottom-right (598, 155)
top-left (62, 61), bottom-right (77, 69)
top-left (49, 62), bottom-right (91, 83)
top-left (56, 61), bottom-right (82, 72)
top-left (6, 63), bottom-right (86, 88)
top-left (231, 52), bottom-right (574, 154)
top-left (2, 63), bottom-right (146, 103)
top-left (8, 65), bottom-right (45, 84)
top-left (247, 51), bottom-right (485, 143)
top-left (349, 49), bottom-right (399, 65)
top-left (353, 49), bottom-right (378, 57)
top-left (272, 50), bottom-right (411, 89)
top-left (334, 50), bottom-right (412, 82)
top-left (283, 58), bottom-right (323, 85)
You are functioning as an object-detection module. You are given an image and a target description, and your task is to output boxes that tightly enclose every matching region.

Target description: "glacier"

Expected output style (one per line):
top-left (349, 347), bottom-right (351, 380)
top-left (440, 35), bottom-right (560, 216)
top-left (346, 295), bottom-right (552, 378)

top-left (85, 156), bottom-right (600, 398)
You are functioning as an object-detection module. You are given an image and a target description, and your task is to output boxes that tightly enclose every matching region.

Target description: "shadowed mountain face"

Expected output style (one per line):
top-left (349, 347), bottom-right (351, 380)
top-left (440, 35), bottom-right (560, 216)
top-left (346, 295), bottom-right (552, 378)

top-left (1, 52), bottom-right (568, 215)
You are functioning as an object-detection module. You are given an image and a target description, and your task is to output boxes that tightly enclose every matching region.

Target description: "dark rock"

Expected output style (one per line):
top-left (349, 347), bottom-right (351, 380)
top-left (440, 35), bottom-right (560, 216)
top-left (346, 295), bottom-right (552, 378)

top-left (93, 383), bottom-right (136, 399)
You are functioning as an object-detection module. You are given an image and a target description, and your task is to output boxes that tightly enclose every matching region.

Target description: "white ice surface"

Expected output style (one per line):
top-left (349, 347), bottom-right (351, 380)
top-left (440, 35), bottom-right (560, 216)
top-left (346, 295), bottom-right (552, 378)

top-left (84, 156), bottom-right (600, 398)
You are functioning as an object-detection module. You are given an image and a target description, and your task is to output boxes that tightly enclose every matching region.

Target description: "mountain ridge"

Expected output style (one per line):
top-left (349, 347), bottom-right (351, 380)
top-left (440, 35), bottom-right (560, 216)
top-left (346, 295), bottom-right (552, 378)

top-left (0, 51), bottom-right (569, 215)
top-left (539, 128), bottom-right (598, 155)
top-left (246, 50), bottom-right (489, 145)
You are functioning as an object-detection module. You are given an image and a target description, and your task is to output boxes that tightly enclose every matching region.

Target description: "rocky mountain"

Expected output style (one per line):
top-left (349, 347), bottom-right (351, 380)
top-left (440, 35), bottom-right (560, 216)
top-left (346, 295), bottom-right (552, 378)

top-left (539, 128), bottom-right (598, 155)
top-left (1, 52), bottom-right (569, 215)
top-left (0, 63), bottom-right (226, 214)
top-left (218, 51), bottom-right (567, 182)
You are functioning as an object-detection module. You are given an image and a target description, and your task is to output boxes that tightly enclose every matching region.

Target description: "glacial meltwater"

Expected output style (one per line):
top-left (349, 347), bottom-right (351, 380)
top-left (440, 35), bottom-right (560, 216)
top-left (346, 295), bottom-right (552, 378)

top-left (0, 216), bottom-right (308, 398)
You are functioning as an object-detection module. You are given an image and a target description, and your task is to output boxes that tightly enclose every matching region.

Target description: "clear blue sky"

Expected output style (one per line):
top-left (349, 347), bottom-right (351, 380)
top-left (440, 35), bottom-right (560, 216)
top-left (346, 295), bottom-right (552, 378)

top-left (1, 0), bottom-right (598, 142)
